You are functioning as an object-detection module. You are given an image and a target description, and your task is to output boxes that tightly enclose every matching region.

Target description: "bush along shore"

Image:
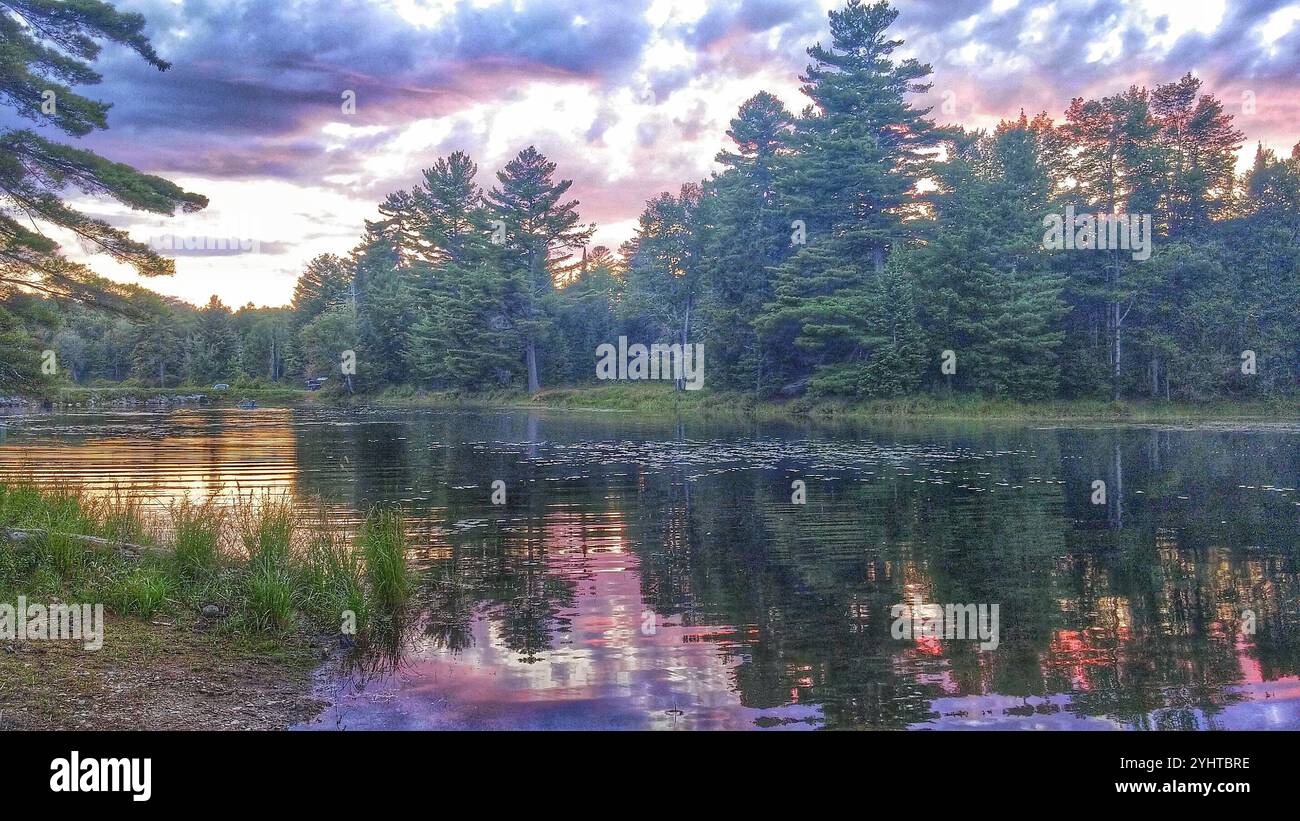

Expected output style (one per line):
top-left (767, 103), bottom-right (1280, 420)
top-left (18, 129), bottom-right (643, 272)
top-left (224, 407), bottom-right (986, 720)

top-left (0, 481), bottom-right (412, 729)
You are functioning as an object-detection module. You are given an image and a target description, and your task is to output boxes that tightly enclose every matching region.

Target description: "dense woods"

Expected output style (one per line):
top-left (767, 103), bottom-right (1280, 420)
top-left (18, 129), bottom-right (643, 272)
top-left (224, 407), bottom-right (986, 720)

top-left (9, 0), bottom-right (1300, 402)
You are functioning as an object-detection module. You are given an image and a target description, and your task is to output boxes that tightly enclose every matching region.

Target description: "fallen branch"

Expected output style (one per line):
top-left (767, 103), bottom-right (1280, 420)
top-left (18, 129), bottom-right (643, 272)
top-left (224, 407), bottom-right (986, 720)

top-left (1, 528), bottom-right (157, 559)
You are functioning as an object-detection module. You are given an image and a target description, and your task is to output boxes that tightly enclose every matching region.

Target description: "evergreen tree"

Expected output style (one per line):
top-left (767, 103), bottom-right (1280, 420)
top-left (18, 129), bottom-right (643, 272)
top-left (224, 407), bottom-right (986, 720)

top-left (290, 254), bottom-right (352, 326)
top-left (0, 0), bottom-right (206, 310)
top-left (397, 152), bottom-right (517, 389)
top-left (700, 92), bottom-right (795, 393)
top-left (622, 185), bottom-right (705, 390)
top-left (188, 295), bottom-right (238, 383)
top-left (351, 225), bottom-right (411, 389)
top-left (915, 117), bottom-right (1066, 398)
top-left (488, 146), bottom-right (594, 393)
top-left (758, 0), bottom-right (940, 397)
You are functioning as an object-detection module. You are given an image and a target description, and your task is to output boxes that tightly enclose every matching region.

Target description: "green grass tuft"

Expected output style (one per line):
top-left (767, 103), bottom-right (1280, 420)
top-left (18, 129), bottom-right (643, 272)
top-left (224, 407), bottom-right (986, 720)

top-left (107, 565), bottom-right (172, 618)
top-left (359, 507), bottom-right (410, 610)
top-left (170, 497), bottom-right (224, 579)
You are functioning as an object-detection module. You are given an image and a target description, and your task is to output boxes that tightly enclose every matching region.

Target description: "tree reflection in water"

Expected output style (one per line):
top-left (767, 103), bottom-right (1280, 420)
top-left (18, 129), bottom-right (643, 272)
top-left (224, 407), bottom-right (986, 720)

top-left (2, 407), bottom-right (1297, 729)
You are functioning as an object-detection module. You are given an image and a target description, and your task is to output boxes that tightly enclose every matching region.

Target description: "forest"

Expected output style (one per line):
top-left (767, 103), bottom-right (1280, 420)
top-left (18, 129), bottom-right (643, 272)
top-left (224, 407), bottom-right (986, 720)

top-left (6, 0), bottom-right (1299, 404)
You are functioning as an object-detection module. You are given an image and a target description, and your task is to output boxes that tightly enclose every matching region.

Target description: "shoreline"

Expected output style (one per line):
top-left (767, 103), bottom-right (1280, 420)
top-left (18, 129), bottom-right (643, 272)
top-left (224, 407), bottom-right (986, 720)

top-left (0, 482), bottom-right (410, 731)
top-left (0, 611), bottom-right (333, 730)
top-left (16, 384), bottom-right (1300, 424)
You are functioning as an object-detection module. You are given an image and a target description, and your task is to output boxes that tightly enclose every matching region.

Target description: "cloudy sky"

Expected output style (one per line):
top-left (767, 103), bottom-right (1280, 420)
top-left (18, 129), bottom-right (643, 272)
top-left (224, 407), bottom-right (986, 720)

top-left (49, 0), bottom-right (1300, 307)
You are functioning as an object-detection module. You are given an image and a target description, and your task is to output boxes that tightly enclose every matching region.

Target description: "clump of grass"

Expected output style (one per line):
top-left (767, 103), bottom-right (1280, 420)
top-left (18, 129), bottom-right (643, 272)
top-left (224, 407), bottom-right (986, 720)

top-left (359, 507), bottom-right (410, 609)
top-left (237, 492), bottom-right (296, 569)
top-left (40, 530), bottom-right (86, 580)
top-left (1, 481), bottom-right (418, 647)
top-left (235, 492), bottom-right (299, 631)
top-left (298, 525), bottom-right (368, 634)
top-left (0, 481), bottom-right (49, 528)
top-left (38, 494), bottom-right (99, 581)
top-left (169, 497), bottom-right (224, 579)
top-left (247, 560), bottom-right (295, 631)
top-left (107, 564), bottom-right (172, 618)
top-left (93, 487), bottom-right (150, 546)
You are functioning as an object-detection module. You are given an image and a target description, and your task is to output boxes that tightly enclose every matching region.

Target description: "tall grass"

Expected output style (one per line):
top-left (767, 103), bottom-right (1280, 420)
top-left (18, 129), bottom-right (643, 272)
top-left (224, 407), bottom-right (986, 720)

top-left (107, 564), bottom-right (172, 618)
top-left (359, 507), bottom-right (410, 609)
top-left (298, 525), bottom-right (368, 633)
top-left (169, 497), bottom-right (224, 579)
top-left (247, 560), bottom-right (295, 631)
top-left (93, 487), bottom-right (150, 546)
top-left (0, 481), bottom-right (414, 645)
top-left (236, 492), bottom-right (297, 631)
top-left (237, 492), bottom-right (295, 569)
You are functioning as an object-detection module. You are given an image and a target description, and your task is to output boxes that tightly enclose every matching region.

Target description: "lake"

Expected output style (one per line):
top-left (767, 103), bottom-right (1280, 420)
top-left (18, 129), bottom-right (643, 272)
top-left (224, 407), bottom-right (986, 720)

top-left (3, 406), bottom-right (1298, 730)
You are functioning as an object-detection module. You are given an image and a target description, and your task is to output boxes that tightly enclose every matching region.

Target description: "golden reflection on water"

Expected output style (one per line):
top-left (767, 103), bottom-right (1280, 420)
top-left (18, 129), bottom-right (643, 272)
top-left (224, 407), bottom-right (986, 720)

top-left (0, 409), bottom-right (299, 508)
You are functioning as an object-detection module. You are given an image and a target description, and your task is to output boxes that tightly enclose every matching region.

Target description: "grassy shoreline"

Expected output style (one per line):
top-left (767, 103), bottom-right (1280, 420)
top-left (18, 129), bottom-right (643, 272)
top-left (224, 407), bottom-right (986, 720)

top-left (364, 383), bottom-right (1300, 423)
top-left (0, 481), bottom-right (412, 729)
top-left (21, 382), bottom-right (1300, 423)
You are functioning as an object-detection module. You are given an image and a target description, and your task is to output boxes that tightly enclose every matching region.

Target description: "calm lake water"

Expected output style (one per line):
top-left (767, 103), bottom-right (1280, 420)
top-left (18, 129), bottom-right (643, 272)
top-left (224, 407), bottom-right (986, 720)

top-left (3, 406), bottom-right (1299, 730)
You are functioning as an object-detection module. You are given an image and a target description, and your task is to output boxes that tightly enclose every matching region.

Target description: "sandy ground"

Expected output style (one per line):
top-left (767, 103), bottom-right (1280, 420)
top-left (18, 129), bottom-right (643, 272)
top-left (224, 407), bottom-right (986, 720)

top-left (0, 613), bottom-right (332, 730)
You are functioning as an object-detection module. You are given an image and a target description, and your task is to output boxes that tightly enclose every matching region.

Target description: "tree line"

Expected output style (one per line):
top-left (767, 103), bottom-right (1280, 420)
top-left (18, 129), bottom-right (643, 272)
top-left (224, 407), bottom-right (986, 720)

top-left (14, 0), bottom-right (1300, 402)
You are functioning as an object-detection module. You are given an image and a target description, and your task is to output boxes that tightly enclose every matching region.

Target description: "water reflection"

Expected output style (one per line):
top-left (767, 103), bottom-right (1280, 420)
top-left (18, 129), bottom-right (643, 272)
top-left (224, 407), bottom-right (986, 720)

top-left (3, 407), bottom-right (1299, 730)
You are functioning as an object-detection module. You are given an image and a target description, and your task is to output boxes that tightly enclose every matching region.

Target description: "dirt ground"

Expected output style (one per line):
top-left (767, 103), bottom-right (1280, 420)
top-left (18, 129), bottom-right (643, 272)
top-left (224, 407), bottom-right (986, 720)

top-left (0, 613), bottom-right (333, 730)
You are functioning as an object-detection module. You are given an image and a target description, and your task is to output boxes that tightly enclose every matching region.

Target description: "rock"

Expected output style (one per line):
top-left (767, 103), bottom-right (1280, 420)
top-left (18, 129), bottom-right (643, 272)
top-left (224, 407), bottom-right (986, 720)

top-left (201, 605), bottom-right (220, 619)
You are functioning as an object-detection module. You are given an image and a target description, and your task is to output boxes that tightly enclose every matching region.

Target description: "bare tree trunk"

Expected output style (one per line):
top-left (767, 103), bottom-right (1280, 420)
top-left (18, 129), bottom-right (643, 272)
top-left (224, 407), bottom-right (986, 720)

top-left (676, 300), bottom-right (692, 392)
top-left (1112, 301), bottom-right (1122, 401)
top-left (526, 340), bottom-right (540, 395)
top-left (269, 332), bottom-right (277, 381)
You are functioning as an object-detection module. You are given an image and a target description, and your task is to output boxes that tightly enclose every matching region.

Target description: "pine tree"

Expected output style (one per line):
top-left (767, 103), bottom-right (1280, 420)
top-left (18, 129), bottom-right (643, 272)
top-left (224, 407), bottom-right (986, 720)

top-left (915, 117), bottom-right (1066, 398)
top-left (758, 0), bottom-right (940, 397)
top-left (622, 185), bottom-right (705, 389)
top-left (700, 92), bottom-right (795, 393)
top-left (190, 295), bottom-right (238, 383)
top-left (1058, 86), bottom-right (1167, 399)
top-left (351, 226), bottom-right (411, 389)
top-left (488, 147), bottom-right (593, 393)
top-left (803, 252), bottom-right (927, 398)
top-left (291, 254), bottom-right (352, 326)
top-left (0, 0), bottom-right (206, 310)
top-left (397, 152), bottom-right (516, 389)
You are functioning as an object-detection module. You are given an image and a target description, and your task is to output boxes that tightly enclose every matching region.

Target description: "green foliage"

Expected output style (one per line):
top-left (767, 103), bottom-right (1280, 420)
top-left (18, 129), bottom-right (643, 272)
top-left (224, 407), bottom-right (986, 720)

top-left (170, 497), bottom-right (223, 579)
top-left (107, 565), bottom-right (172, 618)
top-left (6, 0), bottom-right (1300, 407)
top-left (0, 481), bottom-right (416, 643)
top-left (1, 0), bottom-right (206, 334)
top-left (359, 507), bottom-right (410, 609)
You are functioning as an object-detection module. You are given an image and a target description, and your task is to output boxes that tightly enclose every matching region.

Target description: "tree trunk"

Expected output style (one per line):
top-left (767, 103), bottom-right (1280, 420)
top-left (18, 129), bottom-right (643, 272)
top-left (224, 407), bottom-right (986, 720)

top-left (1112, 302), bottom-right (1122, 401)
top-left (526, 340), bottom-right (540, 394)
top-left (269, 333), bottom-right (277, 381)
top-left (676, 300), bottom-right (692, 392)
top-left (3, 528), bottom-right (157, 558)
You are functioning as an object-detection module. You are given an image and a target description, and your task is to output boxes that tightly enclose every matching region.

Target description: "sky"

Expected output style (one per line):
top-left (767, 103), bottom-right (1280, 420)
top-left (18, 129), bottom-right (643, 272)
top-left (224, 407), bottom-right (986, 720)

top-left (44, 0), bottom-right (1300, 308)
